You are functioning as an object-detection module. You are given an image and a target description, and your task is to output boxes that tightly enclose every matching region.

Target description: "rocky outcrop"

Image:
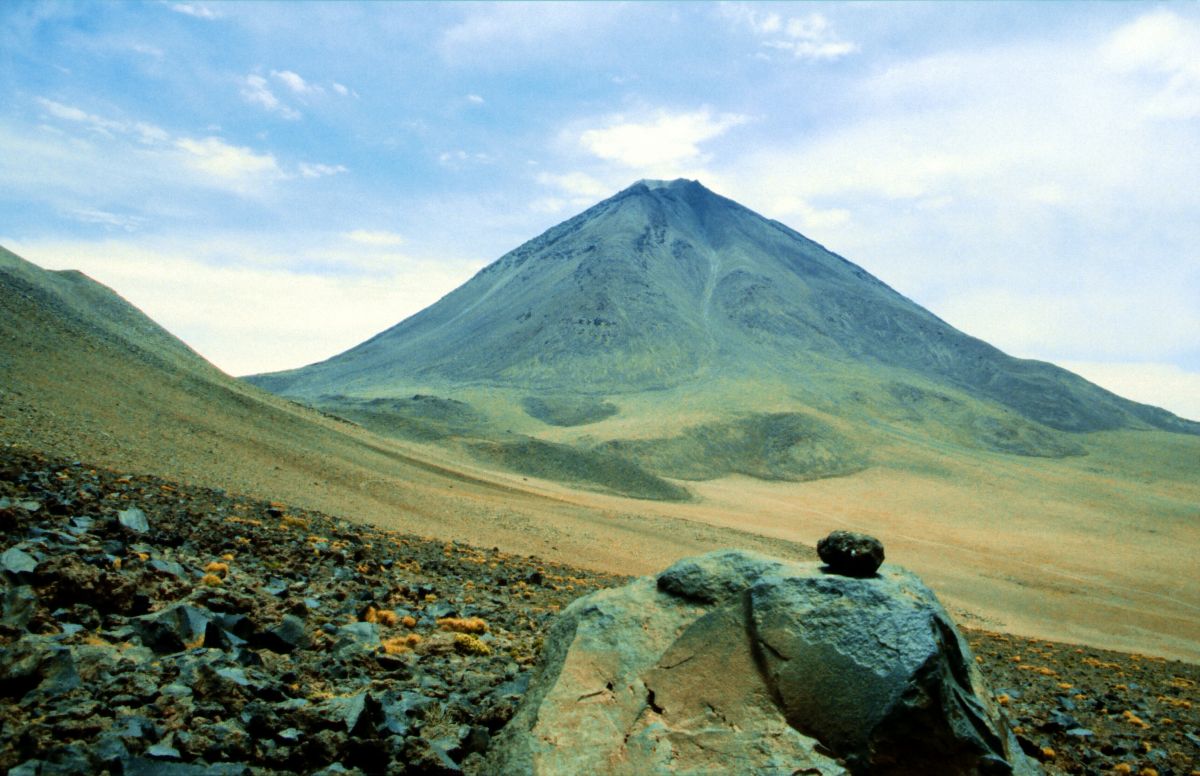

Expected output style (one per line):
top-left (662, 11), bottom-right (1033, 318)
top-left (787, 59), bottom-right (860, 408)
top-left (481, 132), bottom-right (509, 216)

top-left (488, 549), bottom-right (1038, 775)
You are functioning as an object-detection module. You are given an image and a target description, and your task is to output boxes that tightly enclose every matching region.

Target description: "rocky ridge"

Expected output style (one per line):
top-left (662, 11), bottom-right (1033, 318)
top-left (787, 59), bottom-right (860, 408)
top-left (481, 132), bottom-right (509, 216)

top-left (1, 445), bottom-right (1197, 775)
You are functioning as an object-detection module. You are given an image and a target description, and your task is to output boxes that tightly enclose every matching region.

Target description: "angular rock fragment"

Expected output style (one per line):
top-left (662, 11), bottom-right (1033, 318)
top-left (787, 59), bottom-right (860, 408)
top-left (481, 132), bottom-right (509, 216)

top-left (117, 507), bottom-right (150, 534)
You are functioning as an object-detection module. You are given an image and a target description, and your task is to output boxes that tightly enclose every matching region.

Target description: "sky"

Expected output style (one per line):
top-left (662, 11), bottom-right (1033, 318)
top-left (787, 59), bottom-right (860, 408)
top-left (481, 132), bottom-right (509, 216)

top-left (1, 2), bottom-right (1198, 420)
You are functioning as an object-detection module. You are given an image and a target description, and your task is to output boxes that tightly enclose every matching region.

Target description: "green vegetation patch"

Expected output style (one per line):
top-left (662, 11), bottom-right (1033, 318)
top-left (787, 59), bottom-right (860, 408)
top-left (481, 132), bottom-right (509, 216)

top-left (522, 395), bottom-right (619, 427)
top-left (604, 412), bottom-right (867, 482)
top-left (467, 437), bottom-right (690, 501)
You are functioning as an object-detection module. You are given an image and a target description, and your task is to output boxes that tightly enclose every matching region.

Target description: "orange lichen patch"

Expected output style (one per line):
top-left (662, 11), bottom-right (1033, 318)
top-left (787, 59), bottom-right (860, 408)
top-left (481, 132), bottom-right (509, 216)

top-left (381, 637), bottom-right (411, 655)
top-left (452, 633), bottom-right (491, 656)
top-left (438, 617), bottom-right (488, 634)
top-left (1084, 656), bottom-right (1122, 670)
top-left (204, 561), bottom-right (230, 577)
top-left (401, 615), bottom-right (417, 629)
top-left (200, 573), bottom-right (223, 586)
top-left (1121, 710), bottom-right (1149, 728)
top-left (280, 514), bottom-right (308, 529)
top-left (183, 632), bottom-right (206, 650)
top-left (363, 607), bottom-right (399, 627)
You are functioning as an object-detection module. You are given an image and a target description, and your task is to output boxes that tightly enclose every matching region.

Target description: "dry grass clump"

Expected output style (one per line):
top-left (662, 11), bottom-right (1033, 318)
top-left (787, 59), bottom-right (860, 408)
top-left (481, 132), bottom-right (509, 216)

top-left (204, 561), bottom-right (229, 578)
top-left (200, 573), bottom-right (223, 586)
top-left (437, 617), bottom-right (488, 634)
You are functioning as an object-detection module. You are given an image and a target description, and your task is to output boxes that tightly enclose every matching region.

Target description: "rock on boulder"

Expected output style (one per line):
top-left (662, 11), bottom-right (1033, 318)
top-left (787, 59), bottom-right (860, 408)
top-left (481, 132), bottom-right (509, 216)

top-left (487, 549), bottom-right (1037, 776)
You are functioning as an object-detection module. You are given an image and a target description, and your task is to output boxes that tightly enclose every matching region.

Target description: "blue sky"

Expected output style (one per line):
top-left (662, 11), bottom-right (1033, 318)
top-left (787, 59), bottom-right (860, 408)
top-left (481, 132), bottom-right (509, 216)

top-left (2, 2), bottom-right (1198, 419)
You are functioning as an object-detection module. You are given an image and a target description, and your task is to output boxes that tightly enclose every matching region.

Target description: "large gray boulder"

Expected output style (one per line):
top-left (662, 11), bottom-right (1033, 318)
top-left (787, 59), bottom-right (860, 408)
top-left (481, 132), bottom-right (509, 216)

top-left (487, 549), bottom-right (1037, 776)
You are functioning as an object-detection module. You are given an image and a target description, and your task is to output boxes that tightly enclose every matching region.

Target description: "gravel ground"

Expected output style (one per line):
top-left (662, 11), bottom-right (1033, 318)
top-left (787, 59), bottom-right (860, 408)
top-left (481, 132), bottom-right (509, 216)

top-left (1, 445), bottom-right (1196, 775)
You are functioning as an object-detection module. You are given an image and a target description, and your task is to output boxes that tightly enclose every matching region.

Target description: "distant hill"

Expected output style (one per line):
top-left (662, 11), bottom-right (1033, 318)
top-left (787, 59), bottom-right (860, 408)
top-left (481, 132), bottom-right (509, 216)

top-left (247, 180), bottom-right (1197, 493)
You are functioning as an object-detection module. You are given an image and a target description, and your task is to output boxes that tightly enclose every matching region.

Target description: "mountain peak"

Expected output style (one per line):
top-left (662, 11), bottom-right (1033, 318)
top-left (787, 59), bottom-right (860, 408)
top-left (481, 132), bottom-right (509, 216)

top-left (631, 178), bottom-right (700, 191)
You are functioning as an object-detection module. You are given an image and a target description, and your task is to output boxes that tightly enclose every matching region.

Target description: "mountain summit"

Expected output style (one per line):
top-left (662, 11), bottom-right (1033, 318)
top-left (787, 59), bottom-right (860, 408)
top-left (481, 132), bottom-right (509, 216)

top-left (251, 179), bottom-right (1194, 440)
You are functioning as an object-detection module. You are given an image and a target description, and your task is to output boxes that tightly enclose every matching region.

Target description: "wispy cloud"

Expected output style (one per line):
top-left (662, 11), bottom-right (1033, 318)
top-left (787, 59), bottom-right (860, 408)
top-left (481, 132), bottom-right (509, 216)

top-left (68, 208), bottom-right (148, 232)
top-left (37, 97), bottom-right (168, 144)
top-left (169, 3), bottom-right (218, 20)
top-left (298, 162), bottom-right (348, 179)
top-left (241, 75), bottom-right (300, 120)
top-left (272, 69), bottom-right (321, 96)
top-left (466, 94), bottom-right (485, 105)
top-left (720, 4), bottom-right (857, 61)
top-left (343, 230), bottom-right (405, 247)
top-left (578, 109), bottom-right (748, 168)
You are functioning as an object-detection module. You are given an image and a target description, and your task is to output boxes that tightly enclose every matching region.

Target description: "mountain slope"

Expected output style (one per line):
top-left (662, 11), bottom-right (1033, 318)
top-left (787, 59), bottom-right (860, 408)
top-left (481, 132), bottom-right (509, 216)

top-left (250, 180), bottom-right (1196, 439)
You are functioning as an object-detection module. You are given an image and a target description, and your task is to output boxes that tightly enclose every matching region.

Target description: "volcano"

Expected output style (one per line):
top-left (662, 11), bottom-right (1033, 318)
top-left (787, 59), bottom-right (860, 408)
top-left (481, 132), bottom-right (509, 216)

top-left (249, 179), bottom-right (1195, 489)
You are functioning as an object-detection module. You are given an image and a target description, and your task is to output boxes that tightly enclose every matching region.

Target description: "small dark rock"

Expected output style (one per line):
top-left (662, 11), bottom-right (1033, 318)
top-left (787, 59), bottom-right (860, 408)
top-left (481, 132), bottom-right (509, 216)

top-left (816, 530), bottom-right (884, 577)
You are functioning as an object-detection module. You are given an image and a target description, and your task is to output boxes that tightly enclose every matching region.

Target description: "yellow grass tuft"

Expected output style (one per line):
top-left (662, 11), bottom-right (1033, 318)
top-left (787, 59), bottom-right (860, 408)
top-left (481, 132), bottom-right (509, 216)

top-left (204, 561), bottom-right (229, 577)
top-left (401, 615), bottom-right (417, 628)
top-left (200, 573), bottom-right (223, 586)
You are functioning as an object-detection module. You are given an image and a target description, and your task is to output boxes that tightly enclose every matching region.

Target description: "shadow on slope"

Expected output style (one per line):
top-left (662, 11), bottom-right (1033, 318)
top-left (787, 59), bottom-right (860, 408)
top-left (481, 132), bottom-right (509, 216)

top-left (522, 395), bottom-right (618, 427)
top-left (468, 438), bottom-right (691, 502)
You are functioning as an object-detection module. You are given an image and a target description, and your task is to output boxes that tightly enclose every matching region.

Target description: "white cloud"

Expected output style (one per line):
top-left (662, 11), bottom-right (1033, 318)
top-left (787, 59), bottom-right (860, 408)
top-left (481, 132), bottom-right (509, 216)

top-left (298, 162), bottom-right (348, 179)
top-left (466, 94), bottom-right (485, 105)
top-left (579, 109), bottom-right (748, 168)
top-left (1056, 361), bottom-right (1200, 422)
top-left (169, 3), bottom-right (218, 20)
top-left (721, 4), bottom-right (857, 61)
top-left (331, 82), bottom-right (353, 97)
top-left (1103, 10), bottom-right (1200, 119)
top-left (175, 136), bottom-right (282, 191)
top-left (343, 230), bottom-right (405, 247)
top-left (241, 75), bottom-right (301, 120)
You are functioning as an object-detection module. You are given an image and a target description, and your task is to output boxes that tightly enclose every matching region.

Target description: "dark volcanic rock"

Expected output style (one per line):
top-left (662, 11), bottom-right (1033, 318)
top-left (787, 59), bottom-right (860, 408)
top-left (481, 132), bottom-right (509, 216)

top-left (817, 530), bottom-right (884, 577)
